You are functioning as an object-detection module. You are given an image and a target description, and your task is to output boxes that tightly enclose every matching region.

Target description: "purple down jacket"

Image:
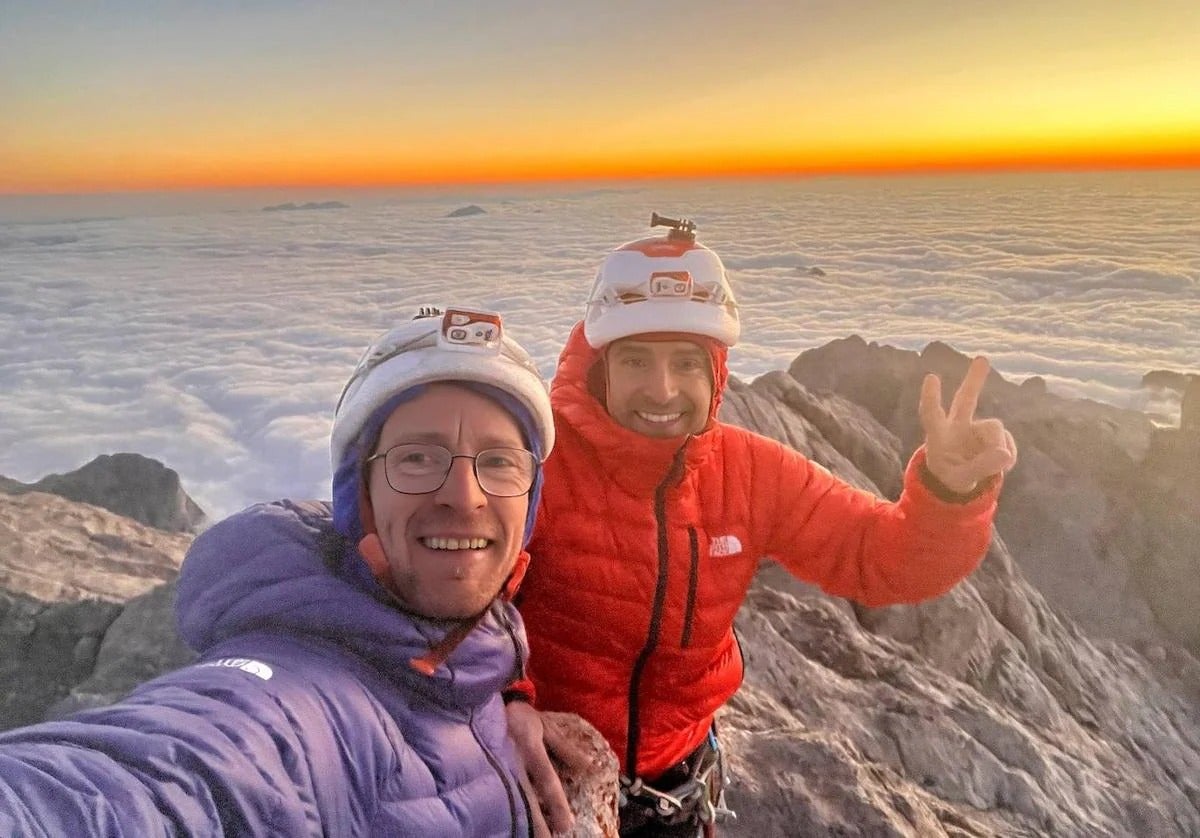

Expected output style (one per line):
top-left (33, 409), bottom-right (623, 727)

top-left (0, 499), bottom-right (532, 837)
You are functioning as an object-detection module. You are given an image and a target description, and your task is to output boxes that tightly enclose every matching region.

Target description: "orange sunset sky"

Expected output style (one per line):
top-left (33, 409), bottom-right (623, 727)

top-left (2, 0), bottom-right (1198, 195)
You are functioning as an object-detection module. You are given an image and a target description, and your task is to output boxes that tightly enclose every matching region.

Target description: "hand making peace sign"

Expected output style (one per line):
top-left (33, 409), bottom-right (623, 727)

top-left (919, 356), bottom-right (1018, 495)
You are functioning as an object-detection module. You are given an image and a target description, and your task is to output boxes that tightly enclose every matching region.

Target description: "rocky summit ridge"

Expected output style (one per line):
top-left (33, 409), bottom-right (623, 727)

top-left (3, 343), bottom-right (1199, 836)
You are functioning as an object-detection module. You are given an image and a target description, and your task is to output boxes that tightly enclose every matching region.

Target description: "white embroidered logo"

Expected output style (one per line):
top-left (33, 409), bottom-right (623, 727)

top-left (198, 658), bottom-right (274, 681)
top-left (709, 534), bottom-right (743, 558)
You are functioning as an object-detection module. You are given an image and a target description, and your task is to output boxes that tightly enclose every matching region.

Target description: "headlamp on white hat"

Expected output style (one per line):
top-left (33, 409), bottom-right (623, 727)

top-left (583, 214), bottom-right (740, 349)
top-left (331, 307), bottom-right (554, 474)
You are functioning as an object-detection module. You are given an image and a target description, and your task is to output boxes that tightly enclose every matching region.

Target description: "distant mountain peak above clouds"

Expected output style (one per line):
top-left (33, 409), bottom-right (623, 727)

top-left (1, 453), bottom-right (205, 534)
top-left (1142, 369), bottom-right (1198, 393)
top-left (261, 201), bottom-right (348, 212)
top-left (1141, 370), bottom-right (1199, 428)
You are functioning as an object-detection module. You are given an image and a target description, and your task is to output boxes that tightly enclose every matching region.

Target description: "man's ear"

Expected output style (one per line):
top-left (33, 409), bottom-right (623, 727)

top-left (357, 532), bottom-right (397, 593)
top-left (355, 471), bottom-right (401, 592)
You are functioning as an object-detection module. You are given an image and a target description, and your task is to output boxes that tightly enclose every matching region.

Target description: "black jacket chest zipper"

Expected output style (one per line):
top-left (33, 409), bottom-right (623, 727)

top-left (681, 527), bottom-right (700, 649)
top-left (624, 442), bottom-right (688, 777)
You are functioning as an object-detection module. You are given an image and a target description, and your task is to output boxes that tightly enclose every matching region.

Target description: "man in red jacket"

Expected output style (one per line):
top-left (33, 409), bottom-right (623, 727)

top-left (511, 216), bottom-right (1017, 836)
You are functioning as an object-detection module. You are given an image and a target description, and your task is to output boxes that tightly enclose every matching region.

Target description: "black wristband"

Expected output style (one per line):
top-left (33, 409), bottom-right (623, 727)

top-left (919, 462), bottom-right (995, 504)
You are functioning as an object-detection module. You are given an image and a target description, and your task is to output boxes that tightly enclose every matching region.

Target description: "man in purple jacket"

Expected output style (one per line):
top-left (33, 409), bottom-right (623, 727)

top-left (0, 306), bottom-right (555, 837)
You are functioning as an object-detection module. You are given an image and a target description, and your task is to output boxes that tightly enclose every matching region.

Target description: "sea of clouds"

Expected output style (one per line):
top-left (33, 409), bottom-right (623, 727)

top-left (1, 171), bottom-right (1197, 520)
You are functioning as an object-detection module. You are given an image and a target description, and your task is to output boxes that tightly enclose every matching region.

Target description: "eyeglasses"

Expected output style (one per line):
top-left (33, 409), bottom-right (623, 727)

top-left (365, 443), bottom-right (538, 498)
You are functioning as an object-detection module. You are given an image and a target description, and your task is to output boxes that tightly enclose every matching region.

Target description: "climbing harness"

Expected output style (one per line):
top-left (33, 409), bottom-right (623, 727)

top-left (619, 728), bottom-right (736, 835)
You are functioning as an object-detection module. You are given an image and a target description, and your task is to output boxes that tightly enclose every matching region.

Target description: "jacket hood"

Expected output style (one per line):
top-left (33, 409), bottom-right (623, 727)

top-left (550, 322), bottom-right (727, 496)
top-left (176, 499), bottom-right (526, 710)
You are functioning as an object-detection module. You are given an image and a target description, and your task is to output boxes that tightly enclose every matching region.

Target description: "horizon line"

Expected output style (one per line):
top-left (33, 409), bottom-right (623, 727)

top-left (4, 153), bottom-right (1198, 198)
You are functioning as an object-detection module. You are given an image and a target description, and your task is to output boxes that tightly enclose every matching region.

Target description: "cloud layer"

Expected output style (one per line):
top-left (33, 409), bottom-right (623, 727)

top-left (2, 172), bottom-right (1196, 520)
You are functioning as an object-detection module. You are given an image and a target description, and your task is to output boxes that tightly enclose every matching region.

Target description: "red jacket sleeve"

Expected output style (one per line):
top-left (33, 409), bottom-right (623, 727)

top-left (503, 676), bottom-right (537, 706)
top-left (756, 441), bottom-right (998, 606)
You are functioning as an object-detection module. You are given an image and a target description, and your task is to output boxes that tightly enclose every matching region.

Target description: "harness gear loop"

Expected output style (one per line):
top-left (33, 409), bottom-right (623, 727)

top-left (618, 728), bottom-right (736, 829)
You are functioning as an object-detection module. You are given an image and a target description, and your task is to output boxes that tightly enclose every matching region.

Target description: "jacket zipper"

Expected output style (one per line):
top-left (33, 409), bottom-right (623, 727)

top-left (681, 526), bottom-right (700, 649)
top-left (498, 603), bottom-right (526, 683)
top-left (469, 705), bottom-right (522, 837)
top-left (495, 605), bottom-right (531, 835)
top-left (625, 441), bottom-right (688, 777)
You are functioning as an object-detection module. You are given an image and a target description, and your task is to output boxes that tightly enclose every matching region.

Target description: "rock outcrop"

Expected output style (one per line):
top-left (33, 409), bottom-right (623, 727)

top-left (543, 711), bottom-right (621, 836)
top-left (709, 341), bottom-right (1200, 835)
top-left (1183, 376), bottom-right (1200, 432)
top-left (785, 337), bottom-right (1200, 655)
top-left (44, 580), bottom-right (196, 721)
top-left (0, 491), bottom-right (190, 603)
top-left (1, 453), bottom-right (206, 533)
top-left (262, 201), bottom-right (348, 212)
top-left (3, 336), bottom-right (1198, 836)
top-left (722, 557), bottom-right (1200, 836)
top-left (1142, 369), bottom-right (1194, 393)
top-left (1142, 370), bottom-right (1200, 430)
top-left (0, 491), bottom-right (193, 729)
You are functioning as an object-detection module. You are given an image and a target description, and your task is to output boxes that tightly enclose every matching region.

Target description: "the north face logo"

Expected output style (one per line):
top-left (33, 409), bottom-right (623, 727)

top-left (709, 534), bottom-right (743, 558)
top-left (198, 657), bottom-right (274, 681)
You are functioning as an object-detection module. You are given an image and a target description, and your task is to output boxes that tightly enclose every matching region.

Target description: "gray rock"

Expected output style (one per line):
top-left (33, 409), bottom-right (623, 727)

top-left (1128, 428), bottom-right (1200, 648)
top-left (8, 453), bottom-right (206, 533)
top-left (1182, 377), bottom-right (1200, 432)
top-left (446, 204), bottom-right (486, 218)
top-left (1020, 375), bottom-right (1047, 395)
top-left (718, 375), bottom-right (1200, 836)
top-left (46, 580), bottom-right (196, 720)
top-left (787, 335), bottom-right (924, 434)
top-left (0, 590), bottom-right (123, 729)
top-left (786, 337), bottom-right (1197, 655)
top-left (0, 492), bottom-right (191, 729)
top-left (1142, 370), bottom-right (1194, 393)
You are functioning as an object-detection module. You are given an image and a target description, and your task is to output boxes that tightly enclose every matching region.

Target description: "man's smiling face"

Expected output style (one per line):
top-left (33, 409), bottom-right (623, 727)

top-left (603, 337), bottom-right (714, 438)
top-left (365, 383), bottom-right (529, 619)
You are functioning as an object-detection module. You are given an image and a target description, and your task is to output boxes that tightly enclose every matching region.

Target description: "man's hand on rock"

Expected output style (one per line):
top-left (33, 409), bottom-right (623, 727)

top-left (506, 700), bottom-right (576, 836)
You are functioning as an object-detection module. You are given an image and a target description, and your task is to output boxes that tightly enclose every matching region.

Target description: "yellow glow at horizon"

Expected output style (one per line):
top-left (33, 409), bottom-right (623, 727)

top-left (3, 4), bottom-right (1198, 194)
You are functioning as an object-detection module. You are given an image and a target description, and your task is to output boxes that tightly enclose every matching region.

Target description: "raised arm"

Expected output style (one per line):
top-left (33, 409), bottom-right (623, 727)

top-left (0, 650), bottom-right (385, 837)
top-left (758, 357), bottom-right (1016, 606)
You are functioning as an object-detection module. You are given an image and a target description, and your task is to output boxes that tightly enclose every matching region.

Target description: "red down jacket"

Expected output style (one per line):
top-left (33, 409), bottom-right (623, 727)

top-left (518, 323), bottom-right (998, 780)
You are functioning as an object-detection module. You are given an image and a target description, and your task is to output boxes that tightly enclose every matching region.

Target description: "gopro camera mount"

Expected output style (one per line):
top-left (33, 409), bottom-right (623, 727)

top-left (650, 212), bottom-right (697, 243)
